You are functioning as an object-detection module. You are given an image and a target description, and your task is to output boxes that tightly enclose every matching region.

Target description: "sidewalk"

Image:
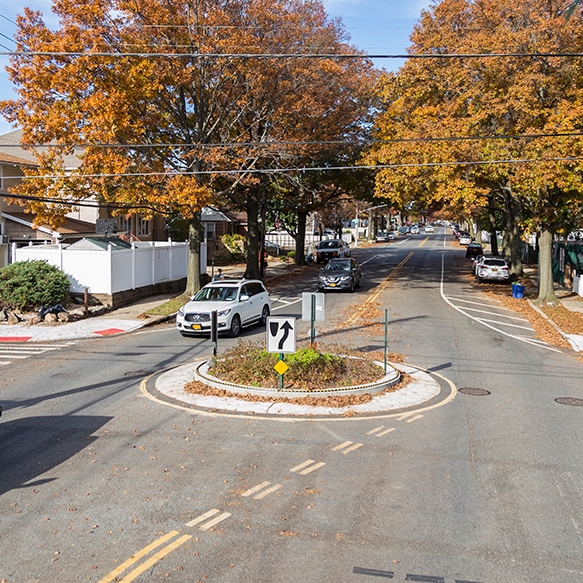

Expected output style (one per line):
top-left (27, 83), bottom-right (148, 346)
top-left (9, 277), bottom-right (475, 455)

top-left (0, 260), bottom-right (298, 343)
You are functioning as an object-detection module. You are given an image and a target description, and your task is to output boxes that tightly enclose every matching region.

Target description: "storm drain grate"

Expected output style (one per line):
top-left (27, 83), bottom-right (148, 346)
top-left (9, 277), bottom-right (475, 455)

top-left (458, 387), bottom-right (491, 396)
top-left (555, 397), bottom-right (583, 407)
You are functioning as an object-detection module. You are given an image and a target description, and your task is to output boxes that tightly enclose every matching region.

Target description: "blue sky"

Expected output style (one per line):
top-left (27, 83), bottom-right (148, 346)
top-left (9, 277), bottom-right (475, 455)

top-left (0, 0), bottom-right (431, 135)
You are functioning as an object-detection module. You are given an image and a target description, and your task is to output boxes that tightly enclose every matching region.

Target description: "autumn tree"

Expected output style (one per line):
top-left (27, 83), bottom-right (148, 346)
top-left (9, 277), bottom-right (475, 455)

top-left (1, 0), bottom-right (373, 291)
top-left (366, 0), bottom-right (583, 303)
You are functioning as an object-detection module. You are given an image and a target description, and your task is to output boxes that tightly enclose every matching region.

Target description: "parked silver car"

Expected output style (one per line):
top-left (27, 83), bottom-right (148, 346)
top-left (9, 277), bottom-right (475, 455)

top-left (475, 258), bottom-right (510, 283)
top-left (176, 279), bottom-right (271, 337)
top-left (315, 239), bottom-right (351, 263)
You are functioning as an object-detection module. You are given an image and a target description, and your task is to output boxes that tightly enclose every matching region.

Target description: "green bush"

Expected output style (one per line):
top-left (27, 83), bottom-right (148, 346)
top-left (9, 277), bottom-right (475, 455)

top-left (0, 260), bottom-right (70, 310)
top-left (221, 234), bottom-right (246, 261)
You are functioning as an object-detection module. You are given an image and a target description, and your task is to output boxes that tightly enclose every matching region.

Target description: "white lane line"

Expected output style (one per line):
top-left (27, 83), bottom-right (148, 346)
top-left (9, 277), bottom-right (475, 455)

top-left (272, 298), bottom-right (302, 312)
top-left (0, 354), bottom-right (31, 359)
top-left (290, 460), bottom-right (315, 472)
top-left (447, 297), bottom-right (509, 309)
top-left (242, 481), bottom-right (271, 497)
top-left (456, 306), bottom-right (529, 321)
top-left (475, 318), bottom-right (534, 331)
top-left (185, 508), bottom-right (220, 527)
top-left (366, 426), bottom-right (384, 435)
top-left (406, 414), bottom-right (424, 423)
top-left (395, 412), bottom-right (416, 421)
top-left (440, 255), bottom-right (563, 354)
top-left (442, 294), bottom-right (502, 304)
top-left (299, 462), bottom-right (326, 475)
top-left (342, 443), bottom-right (364, 455)
top-left (376, 428), bottom-right (396, 437)
top-left (198, 512), bottom-right (231, 531)
top-left (332, 441), bottom-right (353, 451)
top-left (360, 255), bottom-right (379, 266)
top-left (254, 484), bottom-right (282, 500)
top-left (0, 361), bottom-right (11, 365)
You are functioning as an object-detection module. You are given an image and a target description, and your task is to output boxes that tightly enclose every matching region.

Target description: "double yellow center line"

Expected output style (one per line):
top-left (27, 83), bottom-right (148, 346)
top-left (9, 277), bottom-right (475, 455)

top-left (345, 251), bottom-right (414, 326)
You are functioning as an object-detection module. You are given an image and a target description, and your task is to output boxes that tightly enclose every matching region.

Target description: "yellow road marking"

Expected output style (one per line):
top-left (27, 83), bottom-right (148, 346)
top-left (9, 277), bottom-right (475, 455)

top-left (418, 236), bottom-right (430, 247)
top-left (98, 531), bottom-right (180, 583)
top-left (342, 443), bottom-right (364, 454)
top-left (332, 441), bottom-right (353, 451)
top-left (366, 426), bottom-right (384, 435)
top-left (290, 459), bottom-right (315, 472)
top-left (198, 512), bottom-right (231, 531)
top-left (186, 508), bottom-right (220, 527)
top-left (119, 534), bottom-right (192, 583)
top-left (242, 481), bottom-right (272, 497)
top-left (254, 484), bottom-right (282, 499)
top-left (299, 462), bottom-right (326, 475)
top-left (376, 428), bottom-right (396, 437)
top-left (345, 252), bottom-right (414, 326)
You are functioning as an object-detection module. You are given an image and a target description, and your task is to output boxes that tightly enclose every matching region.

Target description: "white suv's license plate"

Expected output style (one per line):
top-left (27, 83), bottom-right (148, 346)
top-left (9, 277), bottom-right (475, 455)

top-left (491, 268), bottom-right (498, 272)
top-left (191, 324), bottom-right (202, 330)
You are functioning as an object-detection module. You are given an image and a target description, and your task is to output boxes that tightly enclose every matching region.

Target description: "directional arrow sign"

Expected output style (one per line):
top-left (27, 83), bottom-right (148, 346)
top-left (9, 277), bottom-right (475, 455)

top-left (266, 317), bottom-right (296, 354)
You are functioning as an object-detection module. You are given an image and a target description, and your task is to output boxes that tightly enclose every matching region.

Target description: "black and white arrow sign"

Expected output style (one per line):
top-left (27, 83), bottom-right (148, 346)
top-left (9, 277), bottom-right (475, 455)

top-left (266, 317), bottom-right (296, 354)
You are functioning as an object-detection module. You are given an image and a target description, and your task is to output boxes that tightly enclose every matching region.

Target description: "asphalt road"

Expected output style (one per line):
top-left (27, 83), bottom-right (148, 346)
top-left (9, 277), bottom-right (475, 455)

top-left (1, 227), bottom-right (583, 583)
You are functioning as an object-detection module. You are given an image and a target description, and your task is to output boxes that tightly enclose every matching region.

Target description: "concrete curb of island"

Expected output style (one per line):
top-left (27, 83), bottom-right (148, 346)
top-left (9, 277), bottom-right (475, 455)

top-left (142, 360), bottom-right (458, 419)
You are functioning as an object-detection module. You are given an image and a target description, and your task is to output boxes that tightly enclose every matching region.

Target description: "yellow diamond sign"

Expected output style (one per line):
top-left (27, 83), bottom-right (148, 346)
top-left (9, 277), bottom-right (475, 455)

top-left (274, 360), bottom-right (289, 375)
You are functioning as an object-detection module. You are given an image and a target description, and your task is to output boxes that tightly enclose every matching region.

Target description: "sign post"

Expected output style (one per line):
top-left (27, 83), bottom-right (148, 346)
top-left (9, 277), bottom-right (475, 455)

top-left (267, 317), bottom-right (296, 390)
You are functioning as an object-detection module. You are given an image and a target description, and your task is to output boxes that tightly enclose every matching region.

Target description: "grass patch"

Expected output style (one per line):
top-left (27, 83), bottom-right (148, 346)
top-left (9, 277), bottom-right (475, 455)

top-left (206, 340), bottom-right (388, 391)
top-left (144, 293), bottom-right (190, 317)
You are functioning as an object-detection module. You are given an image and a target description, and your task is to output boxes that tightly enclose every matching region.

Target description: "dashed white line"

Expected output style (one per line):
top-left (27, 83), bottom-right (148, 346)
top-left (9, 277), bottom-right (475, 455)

top-left (242, 482), bottom-right (272, 497)
top-left (253, 484), bottom-right (282, 499)
top-left (332, 441), bottom-right (354, 451)
top-left (366, 426), bottom-right (385, 435)
top-left (186, 508), bottom-right (220, 527)
top-left (341, 443), bottom-right (364, 454)
top-left (198, 512), bottom-right (231, 531)
top-left (376, 428), bottom-right (396, 437)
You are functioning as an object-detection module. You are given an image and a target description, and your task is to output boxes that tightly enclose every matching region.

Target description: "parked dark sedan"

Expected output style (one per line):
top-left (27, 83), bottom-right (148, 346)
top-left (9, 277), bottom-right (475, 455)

top-left (465, 242), bottom-right (483, 258)
top-left (318, 258), bottom-right (362, 292)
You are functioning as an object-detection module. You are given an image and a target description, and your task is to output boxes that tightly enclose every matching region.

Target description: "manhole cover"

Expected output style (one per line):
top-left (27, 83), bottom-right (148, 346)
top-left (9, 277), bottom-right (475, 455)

top-left (458, 387), bottom-right (491, 396)
top-left (555, 397), bottom-right (583, 407)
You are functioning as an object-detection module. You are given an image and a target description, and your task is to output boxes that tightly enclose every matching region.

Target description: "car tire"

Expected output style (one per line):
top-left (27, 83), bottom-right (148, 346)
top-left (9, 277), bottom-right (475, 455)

top-left (228, 314), bottom-right (241, 337)
top-left (259, 305), bottom-right (270, 327)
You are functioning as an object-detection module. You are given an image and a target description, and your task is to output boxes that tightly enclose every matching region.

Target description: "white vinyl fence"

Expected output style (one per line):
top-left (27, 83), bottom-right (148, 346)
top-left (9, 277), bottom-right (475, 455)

top-left (12, 240), bottom-right (206, 295)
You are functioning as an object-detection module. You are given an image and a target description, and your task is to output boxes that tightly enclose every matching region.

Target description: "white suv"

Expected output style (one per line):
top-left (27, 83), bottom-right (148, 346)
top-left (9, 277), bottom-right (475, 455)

top-left (177, 279), bottom-right (271, 338)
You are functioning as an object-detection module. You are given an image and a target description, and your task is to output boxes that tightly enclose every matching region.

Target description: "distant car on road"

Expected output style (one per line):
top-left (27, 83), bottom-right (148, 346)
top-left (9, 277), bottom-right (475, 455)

top-left (475, 258), bottom-right (510, 283)
top-left (398, 227), bottom-right (408, 235)
top-left (375, 231), bottom-right (390, 242)
top-left (424, 225), bottom-right (434, 233)
top-left (315, 239), bottom-right (351, 263)
top-left (458, 233), bottom-right (472, 245)
top-left (176, 279), bottom-right (271, 338)
top-left (465, 242), bottom-right (483, 258)
top-left (410, 226), bottom-right (420, 234)
top-left (318, 258), bottom-right (362, 292)
top-left (387, 231), bottom-right (396, 240)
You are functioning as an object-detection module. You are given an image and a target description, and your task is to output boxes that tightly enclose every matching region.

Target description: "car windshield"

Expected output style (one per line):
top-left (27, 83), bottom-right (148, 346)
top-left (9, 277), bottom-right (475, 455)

top-left (318, 241), bottom-right (340, 249)
top-left (483, 259), bottom-right (507, 267)
top-left (325, 261), bottom-right (351, 272)
top-left (193, 286), bottom-right (238, 301)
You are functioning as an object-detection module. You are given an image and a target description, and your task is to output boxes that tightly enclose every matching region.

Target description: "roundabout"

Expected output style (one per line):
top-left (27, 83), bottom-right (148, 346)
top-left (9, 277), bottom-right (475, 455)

top-left (141, 360), bottom-right (458, 420)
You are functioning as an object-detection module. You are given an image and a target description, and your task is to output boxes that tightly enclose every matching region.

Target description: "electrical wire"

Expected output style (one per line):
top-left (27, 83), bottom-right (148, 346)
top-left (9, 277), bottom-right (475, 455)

top-left (13, 156), bottom-right (583, 181)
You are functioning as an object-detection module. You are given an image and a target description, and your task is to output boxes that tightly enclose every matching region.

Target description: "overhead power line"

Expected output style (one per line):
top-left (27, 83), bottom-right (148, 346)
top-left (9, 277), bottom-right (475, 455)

top-left (2, 50), bottom-right (583, 59)
top-left (14, 156), bottom-right (583, 181)
top-left (1, 131), bottom-right (583, 151)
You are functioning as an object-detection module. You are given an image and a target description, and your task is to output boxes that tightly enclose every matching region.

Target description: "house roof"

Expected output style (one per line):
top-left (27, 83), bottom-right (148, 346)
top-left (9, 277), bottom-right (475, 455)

top-left (2, 211), bottom-right (96, 236)
top-left (0, 151), bottom-right (37, 166)
top-left (0, 129), bottom-right (83, 169)
top-left (67, 236), bottom-right (132, 250)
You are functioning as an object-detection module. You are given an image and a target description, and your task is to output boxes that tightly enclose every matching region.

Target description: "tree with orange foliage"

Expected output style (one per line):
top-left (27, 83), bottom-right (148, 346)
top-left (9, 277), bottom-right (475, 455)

top-left (367, 0), bottom-right (583, 304)
top-left (1, 0), bottom-right (373, 290)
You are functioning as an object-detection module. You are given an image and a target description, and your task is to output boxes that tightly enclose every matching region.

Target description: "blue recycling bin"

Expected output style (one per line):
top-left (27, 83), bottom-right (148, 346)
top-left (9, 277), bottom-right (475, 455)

top-left (512, 282), bottom-right (524, 299)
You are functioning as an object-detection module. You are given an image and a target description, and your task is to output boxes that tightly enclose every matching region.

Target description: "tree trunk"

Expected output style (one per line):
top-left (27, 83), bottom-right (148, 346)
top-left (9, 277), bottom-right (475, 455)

top-left (501, 187), bottom-right (523, 276)
top-left (186, 214), bottom-right (203, 297)
top-left (244, 197), bottom-right (260, 280)
top-left (295, 208), bottom-right (307, 265)
top-left (536, 228), bottom-right (559, 305)
top-left (488, 195), bottom-right (499, 256)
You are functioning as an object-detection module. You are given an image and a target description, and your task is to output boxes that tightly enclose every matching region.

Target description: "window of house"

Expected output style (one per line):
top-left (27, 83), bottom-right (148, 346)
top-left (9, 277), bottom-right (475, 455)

top-left (137, 216), bottom-right (150, 236)
top-left (205, 222), bottom-right (216, 240)
top-left (118, 215), bottom-right (131, 233)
